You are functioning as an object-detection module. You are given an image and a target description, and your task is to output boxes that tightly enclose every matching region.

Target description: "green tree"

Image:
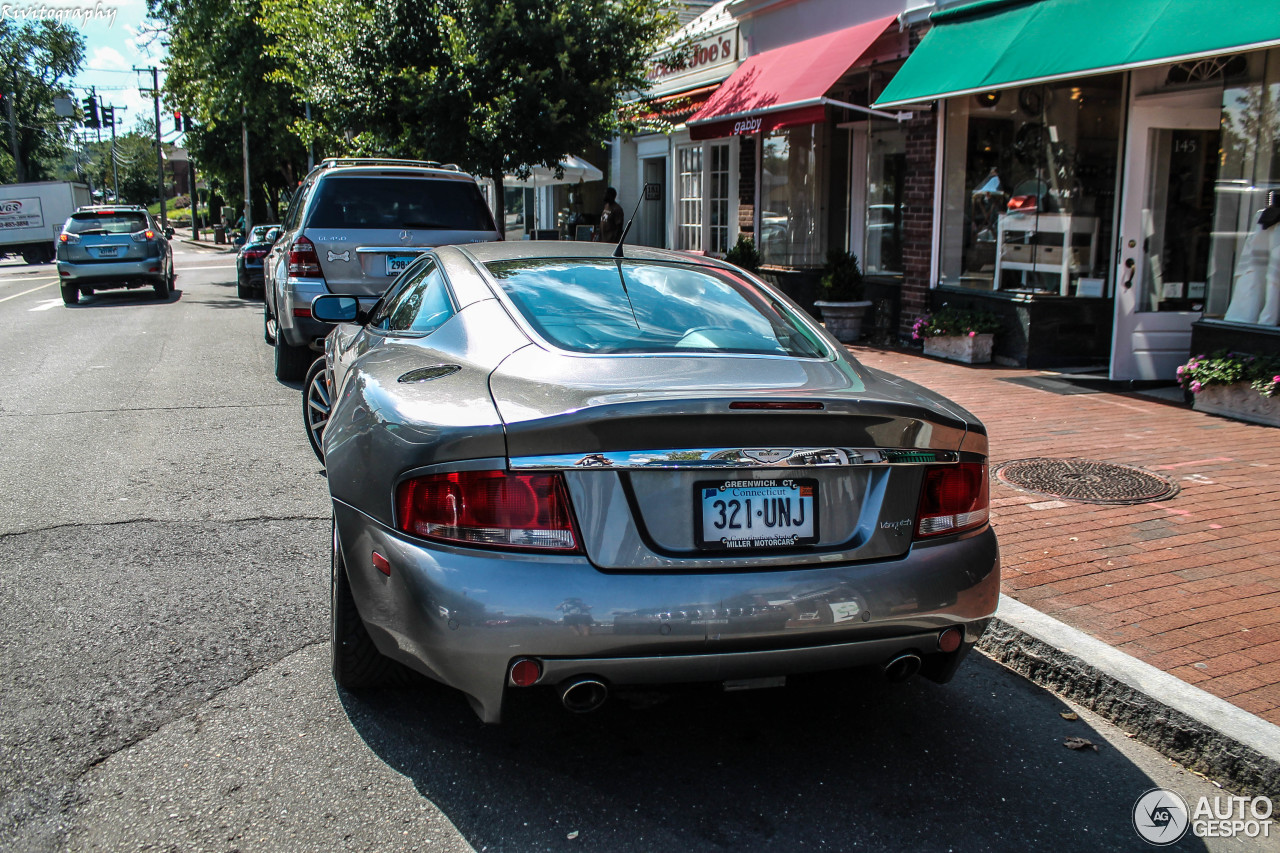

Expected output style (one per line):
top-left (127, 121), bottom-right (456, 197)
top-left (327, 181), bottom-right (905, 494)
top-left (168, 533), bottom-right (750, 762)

top-left (0, 19), bottom-right (84, 183)
top-left (260, 0), bottom-right (673, 234)
top-left (148, 0), bottom-right (307, 220)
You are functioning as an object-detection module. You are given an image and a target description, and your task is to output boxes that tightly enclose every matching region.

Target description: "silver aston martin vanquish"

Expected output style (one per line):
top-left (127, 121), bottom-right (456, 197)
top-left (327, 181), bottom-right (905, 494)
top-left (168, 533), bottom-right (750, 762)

top-left (309, 241), bottom-right (999, 723)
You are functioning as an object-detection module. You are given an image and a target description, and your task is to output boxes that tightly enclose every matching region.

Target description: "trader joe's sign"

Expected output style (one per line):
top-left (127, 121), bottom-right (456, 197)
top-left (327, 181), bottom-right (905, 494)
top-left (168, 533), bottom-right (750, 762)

top-left (0, 198), bottom-right (44, 230)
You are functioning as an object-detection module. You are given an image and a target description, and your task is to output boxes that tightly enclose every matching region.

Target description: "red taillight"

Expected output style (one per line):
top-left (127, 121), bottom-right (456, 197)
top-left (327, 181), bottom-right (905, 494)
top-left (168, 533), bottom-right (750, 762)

top-left (244, 249), bottom-right (267, 261)
top-left (396, 470), bottom-right (579, 552)
top-left (915, 463), bottom-right (989, 539)
top-left (287, 235), bottom-right (322, 277)
top-left (293, 307), bottom-right (312, 318)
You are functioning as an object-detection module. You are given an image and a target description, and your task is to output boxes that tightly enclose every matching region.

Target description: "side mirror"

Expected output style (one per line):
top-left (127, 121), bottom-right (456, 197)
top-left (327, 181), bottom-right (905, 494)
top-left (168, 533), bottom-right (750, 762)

top-left (311, 294), bottom-right (362, 324)
top-left (164, 227), bottom-right (175, 239)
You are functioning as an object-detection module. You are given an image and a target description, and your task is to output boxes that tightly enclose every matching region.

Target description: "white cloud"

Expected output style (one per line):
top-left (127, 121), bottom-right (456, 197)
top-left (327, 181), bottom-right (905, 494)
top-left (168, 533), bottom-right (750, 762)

top-left (86, 46), bottom-right (128, 71)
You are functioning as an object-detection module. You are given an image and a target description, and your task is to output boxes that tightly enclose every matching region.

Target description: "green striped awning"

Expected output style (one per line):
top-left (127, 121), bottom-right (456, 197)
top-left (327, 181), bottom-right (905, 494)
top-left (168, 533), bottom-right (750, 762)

top-left (874, 0), bottom-right (1280, 108)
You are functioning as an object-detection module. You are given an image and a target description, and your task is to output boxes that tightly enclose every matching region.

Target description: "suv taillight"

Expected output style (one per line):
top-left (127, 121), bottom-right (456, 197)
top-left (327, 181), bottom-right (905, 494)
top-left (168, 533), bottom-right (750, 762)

top-left (287, 235), bottom-right (322, 277)
top-left (915, 463), bottom-right (989, 539)
top-left (396, 470), bottom-right (579, 552)
top-left (131, 229), bottom-right (156, 242)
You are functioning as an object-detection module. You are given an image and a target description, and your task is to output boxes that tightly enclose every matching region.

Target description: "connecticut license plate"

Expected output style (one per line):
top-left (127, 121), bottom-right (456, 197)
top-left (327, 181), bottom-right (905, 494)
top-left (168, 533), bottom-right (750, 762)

top-left (385, 254), bottom-right (417, 276)
top-left (695, 478), bottom-right (818, 550)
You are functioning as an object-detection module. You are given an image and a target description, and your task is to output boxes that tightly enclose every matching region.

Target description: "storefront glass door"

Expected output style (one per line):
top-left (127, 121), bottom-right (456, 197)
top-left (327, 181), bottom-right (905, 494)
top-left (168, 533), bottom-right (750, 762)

top-left (1112, 90), bottom-right (1222, 380)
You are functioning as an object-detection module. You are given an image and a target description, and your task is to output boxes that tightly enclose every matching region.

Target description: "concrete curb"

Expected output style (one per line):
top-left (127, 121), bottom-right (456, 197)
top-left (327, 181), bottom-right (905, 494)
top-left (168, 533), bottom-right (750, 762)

top-left (978, 594), bottom-right (1280, 797)
top-left (180, 238), bottom-right (235, 253)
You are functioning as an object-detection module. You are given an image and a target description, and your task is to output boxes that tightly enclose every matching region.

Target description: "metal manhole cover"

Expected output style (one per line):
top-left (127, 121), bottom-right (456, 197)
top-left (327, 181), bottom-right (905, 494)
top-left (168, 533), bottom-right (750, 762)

top-left (995, 458), bottom-right (1179, 505)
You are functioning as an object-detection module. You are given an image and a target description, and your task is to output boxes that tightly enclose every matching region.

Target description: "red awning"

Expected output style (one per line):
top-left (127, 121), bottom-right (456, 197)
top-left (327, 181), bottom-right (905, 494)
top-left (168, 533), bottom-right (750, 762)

top-left (687, 16), bottom-right (899, 141)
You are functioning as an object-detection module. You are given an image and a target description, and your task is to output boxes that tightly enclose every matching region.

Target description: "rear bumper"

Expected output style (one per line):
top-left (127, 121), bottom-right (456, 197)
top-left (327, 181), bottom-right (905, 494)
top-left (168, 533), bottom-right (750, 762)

top-left (334, 500), bottom-right (1000, 722)
top-left (58, 258), bottom-right (164, 285)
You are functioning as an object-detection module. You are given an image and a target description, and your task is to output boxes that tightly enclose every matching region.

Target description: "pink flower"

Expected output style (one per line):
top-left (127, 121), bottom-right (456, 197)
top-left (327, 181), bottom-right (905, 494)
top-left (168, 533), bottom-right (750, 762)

top-left (968, 331), bottom-right (976, 337)
top-left (1191, 381), bottom-right (1202, 394)
top-left (1176, 366), bottom-right (1184, 376)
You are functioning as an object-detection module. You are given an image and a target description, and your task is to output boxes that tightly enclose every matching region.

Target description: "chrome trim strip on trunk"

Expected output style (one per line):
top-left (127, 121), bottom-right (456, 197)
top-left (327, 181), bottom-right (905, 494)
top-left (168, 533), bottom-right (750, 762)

top-left (509, 447), bottom-right (961, 470)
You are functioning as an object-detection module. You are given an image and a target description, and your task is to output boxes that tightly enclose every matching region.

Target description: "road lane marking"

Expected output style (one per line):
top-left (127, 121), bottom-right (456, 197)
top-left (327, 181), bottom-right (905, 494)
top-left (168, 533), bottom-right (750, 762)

top-left (0, 274), bottom-right (58, 285)
top-left (178, 264), bottom-right (237, 271)
top-left (0, 281), bottom-right (57, 303)
top-left (29, 299), bottom-right (62, 312)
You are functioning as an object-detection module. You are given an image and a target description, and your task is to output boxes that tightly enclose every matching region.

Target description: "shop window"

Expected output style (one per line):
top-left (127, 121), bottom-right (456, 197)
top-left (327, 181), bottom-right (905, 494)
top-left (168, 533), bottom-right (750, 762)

top-left (708, 143), bottom-right (731, 254)
top-left (761, 124), bottom-right (823, 267)
top-left (677, 144), bottom-right (704, 251)
top-left (677, 142), bottom-right (733, 254)
top-left (865, 120), bottom-right (905, 276)
top-left (939, 75), bottom-right (1123, 296)
top-left (1208, 48), bottom-right (1280, 327)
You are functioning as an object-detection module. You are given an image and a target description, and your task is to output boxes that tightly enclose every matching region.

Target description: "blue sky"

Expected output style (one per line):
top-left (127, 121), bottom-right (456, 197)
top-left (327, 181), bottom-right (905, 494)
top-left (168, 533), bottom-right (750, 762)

top-left (17, 1), bottom-right (173, 138)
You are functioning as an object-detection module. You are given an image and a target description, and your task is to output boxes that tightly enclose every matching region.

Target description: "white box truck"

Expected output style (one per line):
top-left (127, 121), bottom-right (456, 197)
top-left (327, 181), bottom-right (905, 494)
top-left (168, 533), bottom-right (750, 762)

top-left (0, 181), bottom-right (92, 264)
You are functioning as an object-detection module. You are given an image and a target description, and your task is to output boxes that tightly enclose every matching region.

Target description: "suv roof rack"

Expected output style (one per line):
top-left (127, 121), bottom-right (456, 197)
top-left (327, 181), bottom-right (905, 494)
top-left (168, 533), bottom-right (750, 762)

top-left (318, 157), bottom-right (462, 172)
top-left (74, 204), bottom-right (146, 212)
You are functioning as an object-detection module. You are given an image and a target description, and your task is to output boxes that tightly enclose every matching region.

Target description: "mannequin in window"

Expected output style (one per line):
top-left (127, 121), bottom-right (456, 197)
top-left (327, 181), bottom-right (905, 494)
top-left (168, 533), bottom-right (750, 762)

top-left (1223, 191), bottom-right (1280, 325)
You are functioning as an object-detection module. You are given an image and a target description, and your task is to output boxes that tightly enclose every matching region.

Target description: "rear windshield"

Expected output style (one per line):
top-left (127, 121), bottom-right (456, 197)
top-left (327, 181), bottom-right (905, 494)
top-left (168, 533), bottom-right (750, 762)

top-left (66, 212), bottom-right (148, 234)
top-left (305, 176), bottom-right (496, 231)
top-left (485, 259), bottom-right (828, 358)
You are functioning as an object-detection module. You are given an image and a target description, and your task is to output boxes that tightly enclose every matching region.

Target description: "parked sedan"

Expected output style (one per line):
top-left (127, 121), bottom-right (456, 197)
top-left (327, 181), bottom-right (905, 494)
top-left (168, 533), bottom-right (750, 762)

top-left (236, 224), bottom-right (279, 298)
top-left (311, 242), bottom-right (999, 722)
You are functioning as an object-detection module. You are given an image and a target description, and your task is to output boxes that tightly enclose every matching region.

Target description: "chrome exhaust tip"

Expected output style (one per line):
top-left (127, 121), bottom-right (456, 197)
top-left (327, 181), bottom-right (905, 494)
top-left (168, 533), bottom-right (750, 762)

top-left (559, 678), bottom-right (608, 713)
top-left (882, 653), bottom-right (922, 683)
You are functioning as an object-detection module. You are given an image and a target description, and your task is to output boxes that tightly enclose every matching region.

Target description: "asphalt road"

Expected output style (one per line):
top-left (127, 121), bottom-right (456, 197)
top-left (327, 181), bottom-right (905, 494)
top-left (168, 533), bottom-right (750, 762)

top-left (0, 247), bottom-right (1269, 852)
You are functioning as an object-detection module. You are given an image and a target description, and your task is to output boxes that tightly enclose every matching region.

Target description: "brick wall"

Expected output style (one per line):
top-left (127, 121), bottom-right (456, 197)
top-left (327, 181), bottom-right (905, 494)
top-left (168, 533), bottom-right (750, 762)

top-left (738, 134), bottom-right (755, 235)
top-left (898, 24), bottom-right (937, 341)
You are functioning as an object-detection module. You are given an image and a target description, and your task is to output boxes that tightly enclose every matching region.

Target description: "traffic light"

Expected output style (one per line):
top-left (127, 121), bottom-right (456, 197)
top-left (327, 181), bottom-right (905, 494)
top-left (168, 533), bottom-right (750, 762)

top-left (183, 114), bottom-right (193, 132)
top-left (174, 111), bottom-right (182, 132)
top-left (82, 95), bottom-right (99, 128)
top-left (100, 106), bottom-right (114, 128)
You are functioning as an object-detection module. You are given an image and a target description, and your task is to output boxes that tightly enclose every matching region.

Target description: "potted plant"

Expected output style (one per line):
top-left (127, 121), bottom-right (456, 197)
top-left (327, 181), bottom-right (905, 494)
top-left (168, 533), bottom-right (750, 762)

top-left (1177, 351), bottom-right (1280, 427)
top-left (911, 306), bottom-right (1002, 364)
top-left (724, 234), bottom-right (760, 274)
top-left (813, 250), bottom-right (871, 343)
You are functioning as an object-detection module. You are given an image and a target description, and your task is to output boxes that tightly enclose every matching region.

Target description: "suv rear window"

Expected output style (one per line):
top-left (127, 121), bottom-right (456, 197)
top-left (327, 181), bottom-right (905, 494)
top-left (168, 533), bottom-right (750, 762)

top-left (305, 176), bottom-right (496, 231)
top-left (66, 212), bottom-right (149, 234)
top-left (486, 259), bottom-right (828, 358)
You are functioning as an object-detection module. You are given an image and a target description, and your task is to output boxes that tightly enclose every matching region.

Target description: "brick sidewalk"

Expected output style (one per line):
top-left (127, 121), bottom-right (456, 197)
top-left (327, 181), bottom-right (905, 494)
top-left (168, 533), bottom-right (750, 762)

top-left (849, 345), bottom-right (1280, 725)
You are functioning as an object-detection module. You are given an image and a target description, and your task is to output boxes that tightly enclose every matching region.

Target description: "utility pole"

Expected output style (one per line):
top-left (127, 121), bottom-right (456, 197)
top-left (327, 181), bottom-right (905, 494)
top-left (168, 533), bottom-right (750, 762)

top-left (304, 101), bottom-right (314, 171)
top-left (135, 66), bottom-right (166, 229)
top-left (241, 102), bottom-right (251, 235)
top-left (104, 104), bottom-right (125, 201)
top-left (5, 88), bottom-right (24, 183)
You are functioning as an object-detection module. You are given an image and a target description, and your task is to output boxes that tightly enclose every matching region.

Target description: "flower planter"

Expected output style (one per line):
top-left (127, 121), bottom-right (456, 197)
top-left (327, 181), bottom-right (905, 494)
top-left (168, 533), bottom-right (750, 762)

top-left (1192, 383), bottom-right (1280, 427)
top-left (814, 300), bottom-right (872, 343)
top-left (922, 333), bottom-right (994, 364)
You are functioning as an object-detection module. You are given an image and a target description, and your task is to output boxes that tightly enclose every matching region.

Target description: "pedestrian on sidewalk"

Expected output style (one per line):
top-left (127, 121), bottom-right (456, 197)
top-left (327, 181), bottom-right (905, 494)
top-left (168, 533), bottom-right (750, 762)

top-left (594, 187), bottom-right (624, 244)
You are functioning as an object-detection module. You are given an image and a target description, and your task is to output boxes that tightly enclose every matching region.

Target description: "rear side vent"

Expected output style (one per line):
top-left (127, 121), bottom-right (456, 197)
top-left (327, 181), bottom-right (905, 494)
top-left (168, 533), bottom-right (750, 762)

top-left (399, 364), bottom-right (462, 383)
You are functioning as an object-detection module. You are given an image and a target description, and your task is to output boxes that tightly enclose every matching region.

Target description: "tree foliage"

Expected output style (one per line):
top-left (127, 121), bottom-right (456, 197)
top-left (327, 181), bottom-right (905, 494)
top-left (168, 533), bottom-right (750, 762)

top-left (148, 0), bottom-right (307, 219)
top-left (0, 19), bottom-right (84, 183)
top-left (259, 0), bottom-right (674, 231)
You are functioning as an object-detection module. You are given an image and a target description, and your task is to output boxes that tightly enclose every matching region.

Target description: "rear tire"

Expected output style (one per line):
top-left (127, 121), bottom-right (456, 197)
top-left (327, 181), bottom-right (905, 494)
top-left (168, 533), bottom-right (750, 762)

top-left (153, 274), bottom-right (170, 299)
top-left (60, 283), bottom-right (78, 305)
top-left (304, 358), bottom-right (330, 462)
top-left (263, 305), bottom-right (276, 345)
top-left (331, 519), bottom-right (395, 689)
top-left (274, 331), bottom-right (311, 381)
top-left (237, 280), bottom-right (252, 299)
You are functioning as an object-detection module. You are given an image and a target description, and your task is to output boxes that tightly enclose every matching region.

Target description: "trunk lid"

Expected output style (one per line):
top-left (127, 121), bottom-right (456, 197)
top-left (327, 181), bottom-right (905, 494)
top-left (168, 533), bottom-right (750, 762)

top-left (490, 348), bottom-right (980, 570)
